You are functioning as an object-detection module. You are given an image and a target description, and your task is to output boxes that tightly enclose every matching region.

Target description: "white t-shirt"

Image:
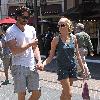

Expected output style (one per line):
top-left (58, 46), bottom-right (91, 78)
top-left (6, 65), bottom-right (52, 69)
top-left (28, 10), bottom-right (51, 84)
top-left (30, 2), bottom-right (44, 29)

top-left (5, 24), bottom-right (37, 70)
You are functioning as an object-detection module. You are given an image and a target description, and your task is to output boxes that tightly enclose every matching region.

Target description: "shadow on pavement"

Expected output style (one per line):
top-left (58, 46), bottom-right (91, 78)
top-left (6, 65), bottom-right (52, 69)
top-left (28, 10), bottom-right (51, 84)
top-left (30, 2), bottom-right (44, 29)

top-left (1, 80), bottom-right (11, 85)
top-left (44, 58), bottom-right (58, 73)
top-left (42, 57), bottom-right (100, 80)
top-left (88, 62), bottom-right (100, 80)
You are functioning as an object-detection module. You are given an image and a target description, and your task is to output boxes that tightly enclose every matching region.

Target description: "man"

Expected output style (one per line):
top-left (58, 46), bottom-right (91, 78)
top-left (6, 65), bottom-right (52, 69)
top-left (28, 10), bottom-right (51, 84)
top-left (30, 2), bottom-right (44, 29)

top-left (5, 6), bottom-right (43, 100)
top-left (44, 27), bottom-right (54, 57)
top-left (0, 25), bottom-right (12, 85)
top-left (75, 23), bottom-right (94, 77)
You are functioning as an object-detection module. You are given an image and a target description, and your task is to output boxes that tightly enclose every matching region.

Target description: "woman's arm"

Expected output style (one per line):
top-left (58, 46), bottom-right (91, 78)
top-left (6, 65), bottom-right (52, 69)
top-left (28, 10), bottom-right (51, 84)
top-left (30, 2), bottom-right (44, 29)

top-left (43, 36), bottom-right (59, 66)
top-left (74, 36), bottom-right (85, 72)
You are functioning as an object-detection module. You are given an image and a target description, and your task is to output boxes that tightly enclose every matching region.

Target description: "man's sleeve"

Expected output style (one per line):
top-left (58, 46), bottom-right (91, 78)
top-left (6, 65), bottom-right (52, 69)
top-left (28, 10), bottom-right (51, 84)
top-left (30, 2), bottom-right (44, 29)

top-left (87, 35), bottom-right (94, 52)
top-left (32, 27), bottom-right (36, 39)
top-left (5, 30), bottom-right (15, 42)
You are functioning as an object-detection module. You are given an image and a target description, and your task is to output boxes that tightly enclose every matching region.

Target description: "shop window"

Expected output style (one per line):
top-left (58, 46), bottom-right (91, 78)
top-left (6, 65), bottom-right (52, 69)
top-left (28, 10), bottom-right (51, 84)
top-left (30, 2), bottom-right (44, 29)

top-left (82, 0), bottom-right (95, 3)
top-left (75, 0), bottom-right (79, 7)
top-left (83, 20), bottom-right (98, 38)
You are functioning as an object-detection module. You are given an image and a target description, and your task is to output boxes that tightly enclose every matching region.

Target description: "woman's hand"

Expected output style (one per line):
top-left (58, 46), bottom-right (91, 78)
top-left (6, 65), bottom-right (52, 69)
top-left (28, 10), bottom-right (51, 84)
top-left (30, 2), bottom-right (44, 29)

top-left (82, 68), bottom-right (90, 79)
top-left (90, 51), bottom-right (94, 56)
top-left (36, 62), bottom-right (44, 71)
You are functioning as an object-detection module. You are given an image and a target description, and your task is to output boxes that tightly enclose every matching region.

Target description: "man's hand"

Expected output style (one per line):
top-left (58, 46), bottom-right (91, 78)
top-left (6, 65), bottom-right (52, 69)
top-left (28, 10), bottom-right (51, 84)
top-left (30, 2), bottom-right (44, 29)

top-left (90, 52), bottom-right (94, 56)
top-left (36, 62), bottom-right (44, 71)
top-left (30, 38), bottom-right (38, 48)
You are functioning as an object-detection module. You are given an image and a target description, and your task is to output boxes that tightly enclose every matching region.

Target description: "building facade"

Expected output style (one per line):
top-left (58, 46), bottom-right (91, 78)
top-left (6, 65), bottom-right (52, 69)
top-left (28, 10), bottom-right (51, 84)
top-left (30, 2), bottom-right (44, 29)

top-left (0, 0), bottom-right (100, 54)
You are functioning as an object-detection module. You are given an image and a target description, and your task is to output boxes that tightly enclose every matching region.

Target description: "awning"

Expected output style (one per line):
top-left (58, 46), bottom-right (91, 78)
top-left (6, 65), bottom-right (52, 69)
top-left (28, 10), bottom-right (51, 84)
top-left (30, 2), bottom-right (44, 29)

top-left (61, 3), bottom-right (100, 20)
top-left (87, 14), bottom-right (100, 20)
top-left (88, 3), bottom-right (100, 19)
top-left (41, 4), bottom-right (62, 15)
top-left (28, 17), bottom-right (58, 24)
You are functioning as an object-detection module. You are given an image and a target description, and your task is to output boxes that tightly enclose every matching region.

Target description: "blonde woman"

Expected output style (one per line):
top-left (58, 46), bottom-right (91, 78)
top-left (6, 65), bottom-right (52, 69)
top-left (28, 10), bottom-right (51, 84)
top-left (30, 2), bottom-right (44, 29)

top-left (43, 17), bottom-right (88, 100)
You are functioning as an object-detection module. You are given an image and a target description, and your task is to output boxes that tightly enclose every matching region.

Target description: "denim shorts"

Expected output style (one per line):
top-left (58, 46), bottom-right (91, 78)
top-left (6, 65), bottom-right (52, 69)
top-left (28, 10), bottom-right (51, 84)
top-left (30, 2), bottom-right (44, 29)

top-left (11, 65), bottom-right (40, 93)
top-left (57, 66), bottom-right (77, 81)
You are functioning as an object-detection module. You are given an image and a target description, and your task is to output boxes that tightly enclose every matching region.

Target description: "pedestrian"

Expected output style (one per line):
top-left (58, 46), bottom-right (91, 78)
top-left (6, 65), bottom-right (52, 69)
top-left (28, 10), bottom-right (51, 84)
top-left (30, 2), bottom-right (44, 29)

top-left (42, 17), bottom-right (88, 100)
top-left (44, 27), bottom-right (54, 57)
top-left (75, 23), bottom-right (94, 78)
top-left (0, 25), bottom-right (12, 85)
top-left (5, 6), bottom-right (43, 100)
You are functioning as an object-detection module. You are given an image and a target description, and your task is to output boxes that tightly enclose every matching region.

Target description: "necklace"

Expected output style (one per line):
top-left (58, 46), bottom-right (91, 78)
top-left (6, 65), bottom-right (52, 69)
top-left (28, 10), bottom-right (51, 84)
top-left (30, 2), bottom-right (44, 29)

top-left (61, 36), bottom-right (70, 44)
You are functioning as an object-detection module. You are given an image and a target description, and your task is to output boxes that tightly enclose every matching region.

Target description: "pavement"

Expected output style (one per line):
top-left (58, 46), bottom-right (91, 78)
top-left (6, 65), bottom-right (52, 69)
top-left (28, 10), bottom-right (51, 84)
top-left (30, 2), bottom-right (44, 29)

top-left (0, 56), bottom-right (100, 100)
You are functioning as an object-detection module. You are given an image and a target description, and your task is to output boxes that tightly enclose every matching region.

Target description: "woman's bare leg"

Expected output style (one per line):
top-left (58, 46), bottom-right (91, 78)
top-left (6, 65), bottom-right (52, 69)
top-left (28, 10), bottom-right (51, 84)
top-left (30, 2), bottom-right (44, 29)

top-left (60, 77), bottom-right (73, 100)
top-left (18, 91), bottom-right (26, 100)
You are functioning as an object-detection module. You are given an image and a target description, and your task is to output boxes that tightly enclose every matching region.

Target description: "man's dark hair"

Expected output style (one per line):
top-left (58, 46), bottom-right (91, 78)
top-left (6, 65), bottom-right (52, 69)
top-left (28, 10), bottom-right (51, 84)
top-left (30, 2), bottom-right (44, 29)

top-left (15, 6), bottom-right (30, 18)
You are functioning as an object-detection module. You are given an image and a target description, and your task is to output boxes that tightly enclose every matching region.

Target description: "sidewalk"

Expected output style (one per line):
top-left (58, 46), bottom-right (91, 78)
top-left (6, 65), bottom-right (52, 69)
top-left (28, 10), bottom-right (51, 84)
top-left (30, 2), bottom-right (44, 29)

top-left (0, 56), bottom-right (100, 100)
top-left (0, 69), bottom-right (100, 100)
top-left (39, 71), bottom-right (100, 100)
top-left (86, 55), bottom-right (100, 63)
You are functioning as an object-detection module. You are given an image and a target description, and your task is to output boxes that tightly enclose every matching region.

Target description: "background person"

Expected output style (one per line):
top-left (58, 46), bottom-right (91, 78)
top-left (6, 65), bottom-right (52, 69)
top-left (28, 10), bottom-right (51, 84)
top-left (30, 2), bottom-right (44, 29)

top-left (75, 23), bottom-right (94, 77)
top-left (0, 25), bottom-right (12, 85)
top-left (43, 17), bottom-right (88, 100)
top-left (5, 6), bottom-right (43, 100)
top-left (44, 27), bottom-right (54, 57)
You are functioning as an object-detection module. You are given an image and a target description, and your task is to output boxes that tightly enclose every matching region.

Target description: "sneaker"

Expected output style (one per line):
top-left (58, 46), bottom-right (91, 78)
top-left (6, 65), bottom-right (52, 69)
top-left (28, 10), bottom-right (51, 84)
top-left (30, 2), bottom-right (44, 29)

top-left (77, 71), bottom-right (91, 80)
top-left (78, 71), bottom-right (83, 77)
top-left (1, 80), bottom-right (10, 85)
top-left (85, 74), bottom-right (91, 80)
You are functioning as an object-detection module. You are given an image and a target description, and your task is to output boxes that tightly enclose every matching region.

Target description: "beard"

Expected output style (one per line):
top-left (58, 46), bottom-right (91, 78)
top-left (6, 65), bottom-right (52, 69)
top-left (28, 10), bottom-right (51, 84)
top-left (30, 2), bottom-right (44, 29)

top-left (20, 20), bottom-right (28, 25)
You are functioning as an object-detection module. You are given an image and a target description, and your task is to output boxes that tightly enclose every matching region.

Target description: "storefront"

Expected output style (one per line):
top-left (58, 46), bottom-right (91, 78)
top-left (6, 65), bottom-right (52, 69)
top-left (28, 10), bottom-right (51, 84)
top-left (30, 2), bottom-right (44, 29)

top-left (62, 2), bottom-right (100, 55)
top-left (79, 19), bottom-right (100, 54)
top-left (27, 4), bottom-right (62, 54)
top-left (38, 4), bottom-right (62, 54)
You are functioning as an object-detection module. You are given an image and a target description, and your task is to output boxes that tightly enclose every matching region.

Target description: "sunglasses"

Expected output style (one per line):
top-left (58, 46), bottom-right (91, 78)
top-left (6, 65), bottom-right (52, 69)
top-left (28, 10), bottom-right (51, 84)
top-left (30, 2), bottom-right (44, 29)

top-left (57, 24), bottom-right (66, 28)
top-left (21, 16), bottom-right (29, 20)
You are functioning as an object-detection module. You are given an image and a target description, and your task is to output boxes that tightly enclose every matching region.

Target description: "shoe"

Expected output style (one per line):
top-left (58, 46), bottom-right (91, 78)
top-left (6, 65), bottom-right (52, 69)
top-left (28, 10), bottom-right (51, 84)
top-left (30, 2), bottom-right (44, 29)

top-left (77, 71), bottom-right (91, 80)
top-left (1, 80), bottom-right (10, 85)
top-left (85, 74), bottom-right (91, 80)
top-left (77, 71), bottom-right (83, 77)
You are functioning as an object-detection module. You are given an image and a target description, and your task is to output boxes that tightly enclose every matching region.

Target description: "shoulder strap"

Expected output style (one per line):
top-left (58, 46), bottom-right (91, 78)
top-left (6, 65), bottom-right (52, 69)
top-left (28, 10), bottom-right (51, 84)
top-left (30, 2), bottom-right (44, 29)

top-left (55, 35), bottom-right (60, 50)
top-left (70, 33), bottom-right (76, 45)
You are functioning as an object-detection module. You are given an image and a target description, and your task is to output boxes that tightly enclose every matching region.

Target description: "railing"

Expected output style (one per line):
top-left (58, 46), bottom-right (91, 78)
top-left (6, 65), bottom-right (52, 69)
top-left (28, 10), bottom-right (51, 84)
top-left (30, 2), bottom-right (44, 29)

top-left (8, 0), bottom-right (63, 3)
top-left (8, 0), bottom-right (26, 4)
top-left (7, 0), bottom-right (63, 5)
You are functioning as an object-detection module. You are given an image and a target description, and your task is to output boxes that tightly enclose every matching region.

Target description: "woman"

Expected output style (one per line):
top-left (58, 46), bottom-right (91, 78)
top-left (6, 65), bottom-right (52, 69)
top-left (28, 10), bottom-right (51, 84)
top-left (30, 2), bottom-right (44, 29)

top-left (43, 17), bottom-right (88, 100)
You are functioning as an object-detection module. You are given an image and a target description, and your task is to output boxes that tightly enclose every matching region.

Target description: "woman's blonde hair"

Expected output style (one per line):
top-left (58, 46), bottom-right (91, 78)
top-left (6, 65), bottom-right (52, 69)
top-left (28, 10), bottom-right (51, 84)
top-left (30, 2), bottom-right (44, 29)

top-left (59, 17), bottom-right (73, 33)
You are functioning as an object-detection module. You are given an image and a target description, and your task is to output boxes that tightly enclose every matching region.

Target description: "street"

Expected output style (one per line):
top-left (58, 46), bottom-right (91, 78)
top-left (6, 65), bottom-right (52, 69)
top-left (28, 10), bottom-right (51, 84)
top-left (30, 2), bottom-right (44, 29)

top-left (0, 0), bottom-right (100, 99)
top-left (0, 56), bottom-right (100, 100)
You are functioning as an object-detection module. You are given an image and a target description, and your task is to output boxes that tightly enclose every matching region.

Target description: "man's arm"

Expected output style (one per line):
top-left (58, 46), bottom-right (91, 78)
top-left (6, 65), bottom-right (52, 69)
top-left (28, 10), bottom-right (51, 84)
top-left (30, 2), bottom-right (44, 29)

top-left (87, 35), bottom-right (94, 56)
top-left (6, 38), bottom-right (38, 55)
top-left (33, 45), bottom-right (44, 70)
top-left (33, 45), bottom-right (42, 63)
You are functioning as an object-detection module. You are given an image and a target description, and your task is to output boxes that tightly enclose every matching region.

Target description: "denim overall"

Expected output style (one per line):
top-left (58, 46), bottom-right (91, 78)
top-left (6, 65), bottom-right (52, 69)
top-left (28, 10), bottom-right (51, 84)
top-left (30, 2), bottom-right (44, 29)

top-left (56, 34), bottom-right (77, 80)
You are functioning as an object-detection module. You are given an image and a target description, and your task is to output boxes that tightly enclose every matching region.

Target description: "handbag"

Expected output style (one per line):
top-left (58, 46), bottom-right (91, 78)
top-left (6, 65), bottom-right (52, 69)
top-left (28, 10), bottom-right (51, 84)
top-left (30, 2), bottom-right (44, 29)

top-left (82, 81), bottom-right (90, 100)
